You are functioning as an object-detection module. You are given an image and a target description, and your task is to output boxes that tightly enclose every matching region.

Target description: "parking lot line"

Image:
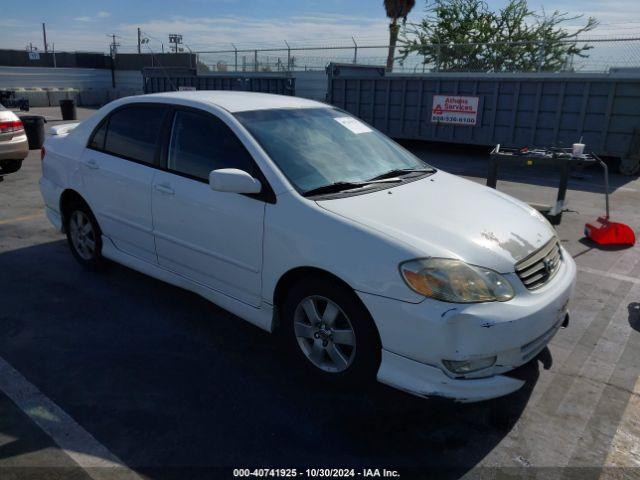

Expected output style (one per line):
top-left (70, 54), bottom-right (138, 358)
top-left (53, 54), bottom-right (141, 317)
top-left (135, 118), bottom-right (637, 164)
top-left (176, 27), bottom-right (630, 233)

top-left (0, 213), bottom-right (45, 225)
top-left (577, 265), bottom-right (640, 286)
top-left (0, 356), bottom-right (142, 480)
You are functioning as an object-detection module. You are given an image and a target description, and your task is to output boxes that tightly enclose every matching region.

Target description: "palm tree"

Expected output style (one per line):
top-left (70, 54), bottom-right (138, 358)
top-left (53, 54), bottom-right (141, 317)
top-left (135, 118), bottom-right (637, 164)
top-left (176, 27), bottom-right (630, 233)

top-left (384, 0), bottom-right (416, 71)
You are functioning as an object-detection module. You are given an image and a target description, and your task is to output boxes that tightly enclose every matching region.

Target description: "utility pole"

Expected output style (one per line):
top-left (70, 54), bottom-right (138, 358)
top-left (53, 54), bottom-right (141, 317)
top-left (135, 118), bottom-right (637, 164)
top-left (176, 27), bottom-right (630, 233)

top-left (107, 34), bottom-right (120, 88)
top-left (108, 33), bottom-right (121, 57)
top-left (137, 27), bottom-right (141, 54)
top-left (42, 23), bottom-right (48, 54)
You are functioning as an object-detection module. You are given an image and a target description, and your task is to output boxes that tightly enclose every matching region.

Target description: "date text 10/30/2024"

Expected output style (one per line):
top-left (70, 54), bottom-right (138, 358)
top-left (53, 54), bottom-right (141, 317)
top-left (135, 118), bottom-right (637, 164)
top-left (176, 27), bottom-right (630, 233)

top-left (233, 468), bottom-right (401, 477)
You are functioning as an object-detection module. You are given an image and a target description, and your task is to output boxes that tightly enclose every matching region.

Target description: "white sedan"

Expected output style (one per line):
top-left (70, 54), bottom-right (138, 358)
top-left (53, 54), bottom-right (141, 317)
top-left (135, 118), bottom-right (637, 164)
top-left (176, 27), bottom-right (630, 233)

top-left (40, 91), bottom-right (576, 402)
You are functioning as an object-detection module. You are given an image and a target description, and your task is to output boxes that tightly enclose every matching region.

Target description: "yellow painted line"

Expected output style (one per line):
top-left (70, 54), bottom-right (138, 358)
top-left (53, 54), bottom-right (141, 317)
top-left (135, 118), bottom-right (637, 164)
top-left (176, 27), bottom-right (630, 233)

top-left (0, 212), bottom-right (44, 225)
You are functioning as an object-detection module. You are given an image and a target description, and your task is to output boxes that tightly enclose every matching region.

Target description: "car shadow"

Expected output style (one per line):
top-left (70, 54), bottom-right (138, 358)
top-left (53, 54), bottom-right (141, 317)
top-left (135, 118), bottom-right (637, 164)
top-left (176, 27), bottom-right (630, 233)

top-left (0, 240), bottom-right (542, 478)
top-left (573, 237), bottom-right (635, 258)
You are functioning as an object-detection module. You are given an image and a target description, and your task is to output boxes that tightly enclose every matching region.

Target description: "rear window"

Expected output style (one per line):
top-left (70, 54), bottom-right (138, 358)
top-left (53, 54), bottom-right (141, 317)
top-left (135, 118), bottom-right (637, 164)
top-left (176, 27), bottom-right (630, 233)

top-left (102, 106), bottom-right (168, 165)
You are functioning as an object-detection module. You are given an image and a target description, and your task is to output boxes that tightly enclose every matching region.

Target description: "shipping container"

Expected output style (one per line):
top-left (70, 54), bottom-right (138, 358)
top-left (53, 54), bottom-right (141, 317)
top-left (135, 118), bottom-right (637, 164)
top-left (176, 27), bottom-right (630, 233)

top-left (143, 68), bottom-right (295, 96)
top-left (326, 63), bottom-right (640, 174)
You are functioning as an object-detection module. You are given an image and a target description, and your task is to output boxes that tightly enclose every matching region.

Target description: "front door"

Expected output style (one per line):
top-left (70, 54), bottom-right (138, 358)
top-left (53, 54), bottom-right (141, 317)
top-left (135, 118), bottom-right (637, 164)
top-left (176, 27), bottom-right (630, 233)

top-left (151, 108), bottom-right (266, 307)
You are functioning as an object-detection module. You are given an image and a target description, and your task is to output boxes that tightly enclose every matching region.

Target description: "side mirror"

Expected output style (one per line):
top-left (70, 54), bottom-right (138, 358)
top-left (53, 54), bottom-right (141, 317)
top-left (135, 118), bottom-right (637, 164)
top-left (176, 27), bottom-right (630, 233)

top-left (209, 168), bottom-right (262, 194)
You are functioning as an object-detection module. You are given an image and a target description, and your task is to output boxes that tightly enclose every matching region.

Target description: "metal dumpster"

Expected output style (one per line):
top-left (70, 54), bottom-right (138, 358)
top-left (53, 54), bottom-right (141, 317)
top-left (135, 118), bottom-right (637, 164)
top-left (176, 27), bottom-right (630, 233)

top-left (326, 63), bottom-right (640, 174)
top-left (143, 68), bottom-right (295, 96)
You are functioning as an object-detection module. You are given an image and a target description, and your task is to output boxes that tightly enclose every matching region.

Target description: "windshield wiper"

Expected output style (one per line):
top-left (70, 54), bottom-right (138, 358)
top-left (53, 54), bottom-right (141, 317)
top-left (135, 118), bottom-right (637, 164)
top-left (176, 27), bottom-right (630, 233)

top-left (302, 181), bottom-right (372, 197)
top-left (303, 173), bottom-right (424, 197)
top-left (367, 167), bottom-right (436, 181)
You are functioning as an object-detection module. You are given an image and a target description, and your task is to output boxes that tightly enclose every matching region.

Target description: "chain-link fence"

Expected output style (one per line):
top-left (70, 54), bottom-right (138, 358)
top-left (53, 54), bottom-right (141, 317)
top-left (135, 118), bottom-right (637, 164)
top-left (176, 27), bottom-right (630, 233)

top-left (194, 36), bottom-right (640, 74)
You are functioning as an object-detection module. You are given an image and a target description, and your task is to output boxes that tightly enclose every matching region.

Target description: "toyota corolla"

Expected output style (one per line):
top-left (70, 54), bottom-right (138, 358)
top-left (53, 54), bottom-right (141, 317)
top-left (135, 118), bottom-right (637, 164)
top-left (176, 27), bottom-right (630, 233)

top-left (39, 91), bottom-right (576, 402)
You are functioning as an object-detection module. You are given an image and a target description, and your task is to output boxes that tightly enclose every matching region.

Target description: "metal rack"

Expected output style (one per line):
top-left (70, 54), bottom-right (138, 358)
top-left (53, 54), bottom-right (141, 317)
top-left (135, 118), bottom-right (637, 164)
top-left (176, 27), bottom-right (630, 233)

top-left (487, 145), bottom-right (605, 226)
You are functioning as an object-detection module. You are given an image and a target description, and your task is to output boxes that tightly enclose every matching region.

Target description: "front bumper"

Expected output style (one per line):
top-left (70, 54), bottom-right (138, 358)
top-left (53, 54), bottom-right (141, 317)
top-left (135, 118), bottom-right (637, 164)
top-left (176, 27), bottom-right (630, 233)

top-left (359, 249), bottom-right (576, 402)
top-left (0, 133), bottom-right (28, 161)
top-left (378, 350), bottom-right (527, 403)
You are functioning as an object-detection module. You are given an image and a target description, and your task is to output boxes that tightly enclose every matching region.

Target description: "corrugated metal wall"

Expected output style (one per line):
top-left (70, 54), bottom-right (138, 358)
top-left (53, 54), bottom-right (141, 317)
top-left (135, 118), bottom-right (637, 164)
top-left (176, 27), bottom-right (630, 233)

top-left (0, 67), bottom-right (142, 90)
top-left (142, 69), bottom-right (295, 95)
top-left (0, 67), bottom-right (143, 106)
top-left (328, 65), bottom-right (640, 159)
top-left (294, 71), bottom-right (327, 101)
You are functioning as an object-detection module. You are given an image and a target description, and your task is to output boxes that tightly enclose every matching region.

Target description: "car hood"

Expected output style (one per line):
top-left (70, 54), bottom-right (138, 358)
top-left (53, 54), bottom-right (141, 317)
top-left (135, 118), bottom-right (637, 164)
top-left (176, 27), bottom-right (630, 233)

top-left (316, 171), bottom-right (556, 273)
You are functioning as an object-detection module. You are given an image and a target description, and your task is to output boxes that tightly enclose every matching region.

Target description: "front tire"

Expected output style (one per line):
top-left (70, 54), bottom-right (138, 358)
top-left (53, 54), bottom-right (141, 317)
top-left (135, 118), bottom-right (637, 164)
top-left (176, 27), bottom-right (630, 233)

top-left (65, 202), bottom-right (104, 270)
top-left (282, 278), bottom-right (381, 384)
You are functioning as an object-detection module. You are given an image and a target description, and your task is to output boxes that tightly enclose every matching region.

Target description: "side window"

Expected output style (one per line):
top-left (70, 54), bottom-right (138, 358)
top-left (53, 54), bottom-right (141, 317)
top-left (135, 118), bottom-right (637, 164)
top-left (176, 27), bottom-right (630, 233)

top-left (103, 106), bottom-right (167, 165)
top-left (167, 110), bottom-right (254, 181)
top-left (88, 121), bottom-right (107, 150)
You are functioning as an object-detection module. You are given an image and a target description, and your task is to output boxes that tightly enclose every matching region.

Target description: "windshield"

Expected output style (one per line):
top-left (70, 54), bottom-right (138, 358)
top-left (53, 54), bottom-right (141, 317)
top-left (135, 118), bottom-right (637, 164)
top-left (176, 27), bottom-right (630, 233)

top-left (235, 108), bottom-right (432, 194)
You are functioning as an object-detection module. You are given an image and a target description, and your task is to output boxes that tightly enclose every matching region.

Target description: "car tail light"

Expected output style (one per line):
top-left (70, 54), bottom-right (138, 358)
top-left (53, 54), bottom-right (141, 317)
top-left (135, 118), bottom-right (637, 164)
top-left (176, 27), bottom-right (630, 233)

top-left (0, 119), bottom-right (24, 133)
top-left (41, 146), bottom-right (46, 161)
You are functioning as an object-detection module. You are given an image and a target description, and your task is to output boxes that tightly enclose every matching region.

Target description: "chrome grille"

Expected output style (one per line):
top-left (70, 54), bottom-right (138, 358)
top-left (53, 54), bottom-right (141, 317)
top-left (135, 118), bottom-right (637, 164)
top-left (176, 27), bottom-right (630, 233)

top-left (515, 238), bottom-right (562, 290)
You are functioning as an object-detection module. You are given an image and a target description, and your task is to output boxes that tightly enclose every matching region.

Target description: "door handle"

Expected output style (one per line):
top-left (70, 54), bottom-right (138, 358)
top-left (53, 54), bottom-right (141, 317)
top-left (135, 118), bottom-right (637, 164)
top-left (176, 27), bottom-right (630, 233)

top-left (83, 159), bottom-right (99, 170)
top-left (154, 183), bottom-right (175, 195)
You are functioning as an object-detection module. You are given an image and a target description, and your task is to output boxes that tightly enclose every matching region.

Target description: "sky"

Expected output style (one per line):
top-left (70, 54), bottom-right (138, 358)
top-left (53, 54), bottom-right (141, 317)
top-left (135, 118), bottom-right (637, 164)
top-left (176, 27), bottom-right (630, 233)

top-left (0, 0), bottom-right (639, 54)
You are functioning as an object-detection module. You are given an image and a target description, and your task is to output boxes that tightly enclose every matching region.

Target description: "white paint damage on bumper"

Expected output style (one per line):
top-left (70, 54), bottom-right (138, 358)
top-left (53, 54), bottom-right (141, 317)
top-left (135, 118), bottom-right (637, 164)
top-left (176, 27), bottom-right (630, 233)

top-left (378, 349), bottom-right (525, 403)
top-left (359, 250), bottom-right (577, 402)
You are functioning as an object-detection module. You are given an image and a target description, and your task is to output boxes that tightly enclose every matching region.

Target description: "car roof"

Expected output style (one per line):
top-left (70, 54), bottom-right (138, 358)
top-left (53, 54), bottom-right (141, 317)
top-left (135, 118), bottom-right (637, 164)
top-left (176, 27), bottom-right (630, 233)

top-left (141, 91), bottom-right (330, 113)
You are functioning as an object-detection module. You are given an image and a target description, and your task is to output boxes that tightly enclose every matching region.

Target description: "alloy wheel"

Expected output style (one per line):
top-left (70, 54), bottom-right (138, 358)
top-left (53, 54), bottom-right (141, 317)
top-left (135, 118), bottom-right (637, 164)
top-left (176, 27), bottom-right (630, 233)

top-left (69, 210), bottom-right (96, 261)
top-left (293, 295), bottom-right (356, 373)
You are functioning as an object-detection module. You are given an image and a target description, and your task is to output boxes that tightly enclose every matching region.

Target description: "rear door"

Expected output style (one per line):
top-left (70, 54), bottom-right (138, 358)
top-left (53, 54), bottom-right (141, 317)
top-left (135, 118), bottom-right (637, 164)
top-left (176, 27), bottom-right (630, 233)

top-left (81, 104), bottom-right (169, 263)
top-left (151, 108), bottom-right (266, 307)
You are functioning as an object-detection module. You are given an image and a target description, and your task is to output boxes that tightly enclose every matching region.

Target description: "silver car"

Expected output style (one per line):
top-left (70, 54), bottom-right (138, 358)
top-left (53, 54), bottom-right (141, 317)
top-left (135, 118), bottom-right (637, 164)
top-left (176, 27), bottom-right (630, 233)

top-left (0, 104), bottom-right (29, 174)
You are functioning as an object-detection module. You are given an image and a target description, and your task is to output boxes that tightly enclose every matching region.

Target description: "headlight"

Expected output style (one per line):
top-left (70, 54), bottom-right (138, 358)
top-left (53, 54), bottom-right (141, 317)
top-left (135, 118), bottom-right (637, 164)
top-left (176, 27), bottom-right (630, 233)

top-left (400, 258), bottom-right (515, 303)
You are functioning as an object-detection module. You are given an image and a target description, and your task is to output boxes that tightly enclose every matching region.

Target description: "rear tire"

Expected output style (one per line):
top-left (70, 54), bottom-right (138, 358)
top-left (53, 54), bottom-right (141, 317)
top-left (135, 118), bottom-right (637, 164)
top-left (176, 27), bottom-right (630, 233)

top-left (64, 201), bottom-right (104, 270)
top-left (0, 159), bottom-right (23, 174)
top-left (282, 278), bottom-right (381, 385)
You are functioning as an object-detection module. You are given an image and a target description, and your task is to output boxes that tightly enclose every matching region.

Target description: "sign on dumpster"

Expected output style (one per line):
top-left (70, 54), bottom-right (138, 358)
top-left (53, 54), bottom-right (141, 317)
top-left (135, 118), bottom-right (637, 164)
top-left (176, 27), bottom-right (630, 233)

top-left (431, 95), bottom-right (479, 126)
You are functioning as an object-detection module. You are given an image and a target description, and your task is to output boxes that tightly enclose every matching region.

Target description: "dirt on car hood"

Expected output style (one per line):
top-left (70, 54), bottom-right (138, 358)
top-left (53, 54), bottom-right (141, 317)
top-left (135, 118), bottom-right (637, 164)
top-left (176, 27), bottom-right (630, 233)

top-left (316, 171), bottom-right (557, 273)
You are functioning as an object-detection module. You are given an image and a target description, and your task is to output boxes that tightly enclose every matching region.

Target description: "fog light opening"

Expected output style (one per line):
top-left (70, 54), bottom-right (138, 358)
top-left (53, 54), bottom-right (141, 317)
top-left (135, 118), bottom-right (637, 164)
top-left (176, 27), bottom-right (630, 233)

top-left (442, 356), bottom-right (497, 375)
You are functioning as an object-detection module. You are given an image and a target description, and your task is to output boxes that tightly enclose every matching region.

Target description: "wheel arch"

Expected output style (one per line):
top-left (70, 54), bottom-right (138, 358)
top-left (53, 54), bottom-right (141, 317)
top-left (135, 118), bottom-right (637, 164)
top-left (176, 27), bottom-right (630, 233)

top-left (59, 189), bottom-right (91, 231)
top-left (271, 266), bottom-right (380, 341)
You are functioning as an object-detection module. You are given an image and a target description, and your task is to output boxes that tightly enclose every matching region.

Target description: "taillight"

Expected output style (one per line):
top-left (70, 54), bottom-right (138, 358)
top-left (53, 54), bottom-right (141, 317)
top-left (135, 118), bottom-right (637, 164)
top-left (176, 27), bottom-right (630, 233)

top-left (0, 120), bottom-right (23, 133)
top-left (41, 146), bottom-right (46, 161)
